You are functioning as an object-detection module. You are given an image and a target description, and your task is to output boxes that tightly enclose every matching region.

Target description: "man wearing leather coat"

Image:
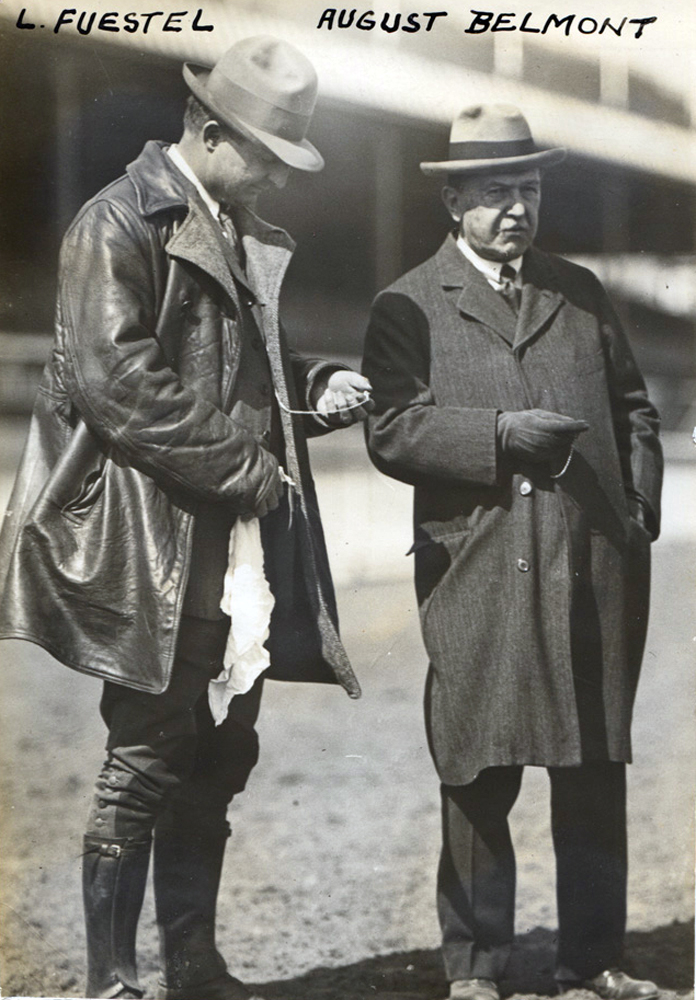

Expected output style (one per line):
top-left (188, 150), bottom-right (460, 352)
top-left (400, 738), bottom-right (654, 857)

top-left (0, 36), bottom-right (371, 1000)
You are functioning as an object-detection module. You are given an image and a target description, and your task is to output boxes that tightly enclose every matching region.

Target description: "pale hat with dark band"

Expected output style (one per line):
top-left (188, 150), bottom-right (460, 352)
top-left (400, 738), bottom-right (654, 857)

top-left (421, 103), bottom-right (566, 175)
top-left (183, 35), bottom-right (324, 172)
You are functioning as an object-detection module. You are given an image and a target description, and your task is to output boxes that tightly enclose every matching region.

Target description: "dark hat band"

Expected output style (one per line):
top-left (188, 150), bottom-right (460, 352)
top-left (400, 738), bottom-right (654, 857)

top-left (449, 138), bottom-right (536, 160)
top-left (207, 72), bottom-right (311, 142)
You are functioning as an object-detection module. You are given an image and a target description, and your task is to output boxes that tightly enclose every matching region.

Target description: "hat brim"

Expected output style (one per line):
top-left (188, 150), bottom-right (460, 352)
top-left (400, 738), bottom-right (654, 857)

top-left (183, 62), bottom-right (324, 173)
top-left (420, 146), bottom-right (567, 176)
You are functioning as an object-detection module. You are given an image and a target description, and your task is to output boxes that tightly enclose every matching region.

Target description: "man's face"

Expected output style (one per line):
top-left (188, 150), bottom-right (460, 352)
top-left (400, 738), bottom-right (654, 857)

top-left (443, 168), bottom-right (541, 261)
top-left (203, 128), bottom-right (291, 208)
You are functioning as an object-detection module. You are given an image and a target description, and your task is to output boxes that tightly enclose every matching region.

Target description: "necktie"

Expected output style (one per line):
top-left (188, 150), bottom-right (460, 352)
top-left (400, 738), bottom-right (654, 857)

top-left (498, 263), bottom-right (520, 314)
top-left (218, 206), bottom-right (240, 256)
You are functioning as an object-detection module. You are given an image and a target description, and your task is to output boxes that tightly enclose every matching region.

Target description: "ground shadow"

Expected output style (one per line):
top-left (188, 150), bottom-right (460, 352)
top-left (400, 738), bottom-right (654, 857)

top-left (254, 921), bottom-right (694, 1000)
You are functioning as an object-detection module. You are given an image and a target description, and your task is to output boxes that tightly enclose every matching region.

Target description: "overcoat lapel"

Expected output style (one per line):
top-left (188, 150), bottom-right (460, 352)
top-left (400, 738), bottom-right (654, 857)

top-left (237, 211), bottom-right (304, 484)
top-left (456, 270), bottom-right (517, 346)
top-left (434, 236), bottom-right (566, 351)
top-left (165, 202), bottom-right (253, 411)
top-left (436, 236), bottom-right (517, 345)
top-left (515, 250), bottom-right (565, 350)
top-left (165, 201), bottom-right (252, 306)
top-left (167, 198), bottom-right (299, 482)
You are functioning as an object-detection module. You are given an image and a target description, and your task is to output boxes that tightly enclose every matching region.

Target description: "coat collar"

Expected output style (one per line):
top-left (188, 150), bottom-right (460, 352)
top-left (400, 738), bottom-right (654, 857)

top-left (126, 140), bottom-right (192, 217)
top-left (434, 233), bottom-right (565, 349)
top-left (125, 141), bottom-right (295, 305)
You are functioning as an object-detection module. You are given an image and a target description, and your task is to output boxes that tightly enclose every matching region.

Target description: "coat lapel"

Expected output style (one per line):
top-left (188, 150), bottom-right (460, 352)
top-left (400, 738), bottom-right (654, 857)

top-left (515, 250), bottom-right (565, 350)
top-left (236, 209), bottom-right (302, 481)
top-left (436, 236), bottom-right (517, 346)
top-left (127, 140), bottom-right (253, 303)
top-left (435, 235), bottom-right (566, 351)
top-left (165, 201), bottom-right (251, 307)
top-left (457, 268), bottom-right (517, 346)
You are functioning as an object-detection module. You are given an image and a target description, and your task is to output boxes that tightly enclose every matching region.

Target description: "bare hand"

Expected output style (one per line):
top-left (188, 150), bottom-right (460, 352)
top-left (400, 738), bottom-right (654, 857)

top-left (314, 370), bottom-right (375, 425)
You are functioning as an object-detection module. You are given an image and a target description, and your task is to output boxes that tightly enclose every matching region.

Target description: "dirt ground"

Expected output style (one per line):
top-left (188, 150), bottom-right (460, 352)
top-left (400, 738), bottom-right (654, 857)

top-left (0, 426), bottom-right (693, 1000)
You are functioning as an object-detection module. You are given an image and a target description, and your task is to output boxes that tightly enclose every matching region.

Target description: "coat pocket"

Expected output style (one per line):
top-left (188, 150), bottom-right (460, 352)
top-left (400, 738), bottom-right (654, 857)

top-left (412, 522), bottom-right (472, 611)
top-left (60, 462), bottom-right (109, 522)
top-left (408, 515), bottom-right (473, 554)
top-left (45, 421), bottom-right (109, 524)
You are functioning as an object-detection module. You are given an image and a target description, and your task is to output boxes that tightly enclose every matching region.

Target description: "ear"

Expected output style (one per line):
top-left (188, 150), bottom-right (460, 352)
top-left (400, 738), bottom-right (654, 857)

top-left (441, 185), bottom-right (463, 223)
top-left (202, 120), bottom-right (224, 151)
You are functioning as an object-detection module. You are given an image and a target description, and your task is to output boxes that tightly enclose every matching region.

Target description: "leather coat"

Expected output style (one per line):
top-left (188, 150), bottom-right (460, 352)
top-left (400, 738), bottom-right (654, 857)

top-left (0, 141), bottom-right (361, 699)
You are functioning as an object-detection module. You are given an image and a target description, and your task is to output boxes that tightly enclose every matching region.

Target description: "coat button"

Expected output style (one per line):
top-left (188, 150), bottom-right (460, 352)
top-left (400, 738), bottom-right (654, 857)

top-left (259, 384), bottom-right (270, 397)
top-left (251, 335), bottom-right (262, 350)
top-left (517, 558), bottom-right (530, 572)
top-left (520, 480), bottom-right (533, 496)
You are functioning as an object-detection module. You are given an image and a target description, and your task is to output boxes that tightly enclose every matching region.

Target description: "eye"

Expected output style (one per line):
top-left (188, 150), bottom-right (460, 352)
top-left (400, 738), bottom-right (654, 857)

top-left (257, 147), bottom-right (279, 167)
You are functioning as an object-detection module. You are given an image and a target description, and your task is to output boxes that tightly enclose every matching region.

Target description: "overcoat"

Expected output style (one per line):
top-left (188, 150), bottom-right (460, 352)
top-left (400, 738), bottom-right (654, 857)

top-left (363, 235), bottom-right (662, 784)
top-left (0, 141), bottom-right (360, 700)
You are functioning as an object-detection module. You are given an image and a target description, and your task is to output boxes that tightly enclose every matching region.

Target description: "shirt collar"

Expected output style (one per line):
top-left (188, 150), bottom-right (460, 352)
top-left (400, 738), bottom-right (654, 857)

top-left (456, 235), bottom-right (523, 287)
top-left (166, 144), bottom-right (221, 220)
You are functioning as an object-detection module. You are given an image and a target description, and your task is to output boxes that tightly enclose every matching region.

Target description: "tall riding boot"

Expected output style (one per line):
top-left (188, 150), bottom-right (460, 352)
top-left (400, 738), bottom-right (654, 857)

top-left (154, 803), bottom-right (265, 1000)
top-left (83, 835), bottom-right (151, 999)
top-left (83, 746), bottom-right (181, 999)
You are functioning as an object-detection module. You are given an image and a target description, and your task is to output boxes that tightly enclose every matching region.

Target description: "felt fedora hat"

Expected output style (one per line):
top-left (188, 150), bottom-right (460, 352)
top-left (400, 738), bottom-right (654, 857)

top-left (421, 103), bottom-right (566, 175)
top-left (183, 36), bottom-right (324, 172)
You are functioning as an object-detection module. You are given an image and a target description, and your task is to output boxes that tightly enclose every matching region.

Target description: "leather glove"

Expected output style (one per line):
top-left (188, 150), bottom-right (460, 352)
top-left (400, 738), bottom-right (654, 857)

top-left (238, 455), bottom-right (284, 521)
top-left (626, 489), bottom-right (656, 539)
top-left (254, 472), bottom-right (284, 519)
top-left (497, 409), bottom-right (589, 463)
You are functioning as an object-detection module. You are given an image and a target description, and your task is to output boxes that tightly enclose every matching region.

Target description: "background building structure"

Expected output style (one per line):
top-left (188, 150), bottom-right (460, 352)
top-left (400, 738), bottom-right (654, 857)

top-left (1, 0), bottom-right (695, 431)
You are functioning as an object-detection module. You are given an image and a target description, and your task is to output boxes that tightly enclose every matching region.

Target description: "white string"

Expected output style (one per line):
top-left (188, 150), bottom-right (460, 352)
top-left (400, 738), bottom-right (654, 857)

top-left (274, 391), bottom-right (370, 416)
top-left (550, 447), bottom-right (574, 479)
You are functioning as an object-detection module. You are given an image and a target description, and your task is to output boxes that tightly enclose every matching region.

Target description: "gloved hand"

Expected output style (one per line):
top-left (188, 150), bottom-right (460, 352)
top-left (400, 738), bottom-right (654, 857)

top-left (239, 457), bottom-right (284, 521)
top-left (626, 490), bottom-right (656, 538)
top-left (254, 472), bottom-right (284, 519)
top-left (497, 409), bottom-right (589, 463)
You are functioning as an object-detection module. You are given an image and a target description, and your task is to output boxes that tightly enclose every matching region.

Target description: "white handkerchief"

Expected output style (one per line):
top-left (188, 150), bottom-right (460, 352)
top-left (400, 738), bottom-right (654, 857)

top-left (208, 517), bottom-right (275, 725)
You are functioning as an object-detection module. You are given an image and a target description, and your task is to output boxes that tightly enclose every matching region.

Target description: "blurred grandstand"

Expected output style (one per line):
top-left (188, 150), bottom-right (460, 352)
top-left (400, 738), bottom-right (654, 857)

top-left (0, 0), bottom-right (694, 435)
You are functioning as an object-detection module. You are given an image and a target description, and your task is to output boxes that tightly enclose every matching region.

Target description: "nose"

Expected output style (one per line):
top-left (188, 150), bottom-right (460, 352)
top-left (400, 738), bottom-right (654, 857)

top-left (507, 194), bottom-right (527, 218)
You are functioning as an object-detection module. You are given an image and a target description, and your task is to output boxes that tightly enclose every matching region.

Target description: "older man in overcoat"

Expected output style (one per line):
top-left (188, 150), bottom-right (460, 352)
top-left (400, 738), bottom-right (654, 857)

top-left (0, 37), bottom-right (372, 1000)
top-left (363, 105), bottom-right (663, 999)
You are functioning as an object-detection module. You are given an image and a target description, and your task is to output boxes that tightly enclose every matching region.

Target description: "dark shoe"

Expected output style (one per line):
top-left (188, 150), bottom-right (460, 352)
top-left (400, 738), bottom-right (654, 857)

top-left (156, 971), bottom-right (267, 1000)
top-left (448, 980), bottom-right (500, 1000)
top-left (559, 970), bottom-right (659, 1000)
